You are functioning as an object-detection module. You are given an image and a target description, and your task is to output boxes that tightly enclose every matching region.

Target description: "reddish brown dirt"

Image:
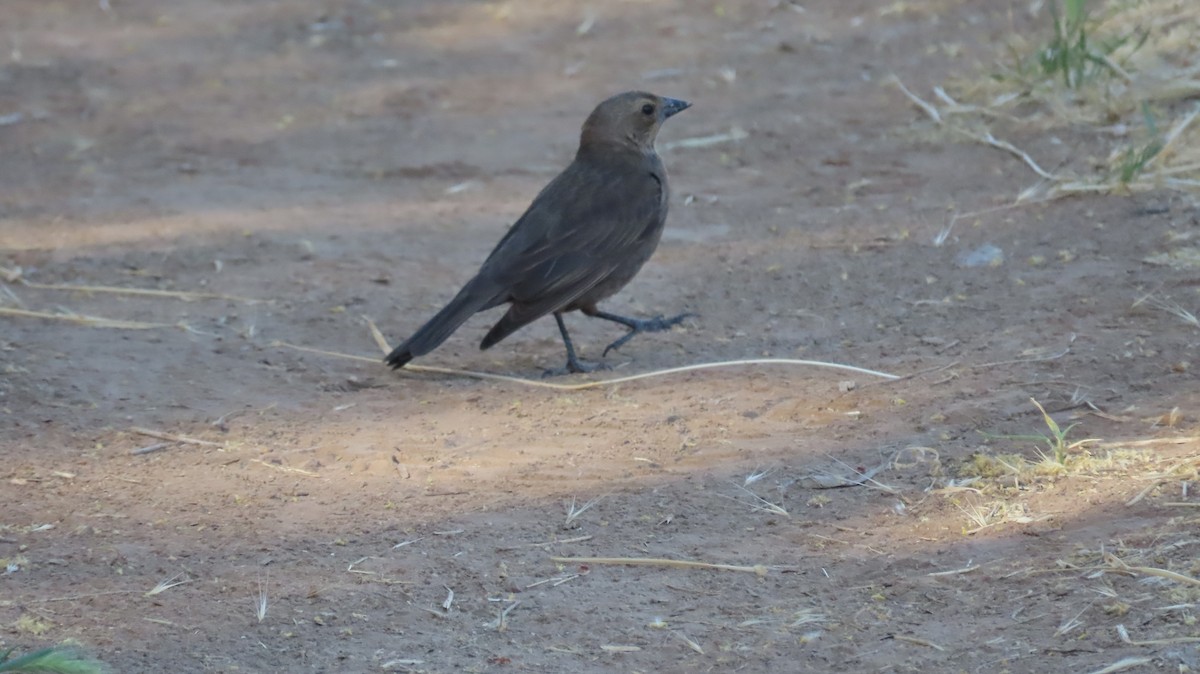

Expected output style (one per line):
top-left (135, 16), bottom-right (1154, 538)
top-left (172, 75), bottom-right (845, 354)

top-left (3, 1), bottom-right (1199, 672)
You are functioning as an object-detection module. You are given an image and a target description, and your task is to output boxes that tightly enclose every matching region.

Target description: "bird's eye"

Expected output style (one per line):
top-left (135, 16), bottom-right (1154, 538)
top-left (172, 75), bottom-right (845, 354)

top-left (641, 103), bottom-right (655, 116)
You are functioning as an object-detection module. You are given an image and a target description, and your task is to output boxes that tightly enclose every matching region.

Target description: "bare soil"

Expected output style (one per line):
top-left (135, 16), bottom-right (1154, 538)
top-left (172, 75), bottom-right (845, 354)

top-left (2, 1), bottom-right (1198, 672)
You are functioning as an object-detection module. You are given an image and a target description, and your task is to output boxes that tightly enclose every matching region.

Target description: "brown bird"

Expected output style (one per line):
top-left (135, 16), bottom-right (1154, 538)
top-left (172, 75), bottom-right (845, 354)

top-left (385, 91), bottom-right (692, 374)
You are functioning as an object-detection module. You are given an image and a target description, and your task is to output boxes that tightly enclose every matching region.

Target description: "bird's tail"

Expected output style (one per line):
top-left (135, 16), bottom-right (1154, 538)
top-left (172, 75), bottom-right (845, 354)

top-left (385, 281), bottom-right (497, 369)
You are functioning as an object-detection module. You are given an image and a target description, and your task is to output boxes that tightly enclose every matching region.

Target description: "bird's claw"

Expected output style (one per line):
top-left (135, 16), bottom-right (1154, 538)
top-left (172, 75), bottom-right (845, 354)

top-left (602, 311), bottom-right (696, 357)
top-left (602, 333), bottom-right (637, 358)
top-left (648, 312), bottom-right (696, 330)
top-left (543, 357), bottom-right (609, 377)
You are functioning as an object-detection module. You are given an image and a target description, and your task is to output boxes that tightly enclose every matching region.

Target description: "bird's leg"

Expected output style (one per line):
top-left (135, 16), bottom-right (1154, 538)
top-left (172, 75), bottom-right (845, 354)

top-left (581, 308), bottom-right (696, 357)
top-left (544, 312), bottom-right (607, 376)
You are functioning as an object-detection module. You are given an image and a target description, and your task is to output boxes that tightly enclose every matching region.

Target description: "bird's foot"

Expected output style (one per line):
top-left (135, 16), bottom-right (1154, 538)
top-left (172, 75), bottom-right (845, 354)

top-left (543, 356), bottom-right (610, 377)
top-left (602, 312), bottom-right (696, 357)
top-left (641, 311), bottom-right (696, 332)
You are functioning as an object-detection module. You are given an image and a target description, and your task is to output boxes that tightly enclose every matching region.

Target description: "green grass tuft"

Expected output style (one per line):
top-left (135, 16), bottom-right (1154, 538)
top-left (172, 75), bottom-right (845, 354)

top-left (0, 646), bottom-right (106, 674)
top-left (1116, 103), bottom-right (1164, 183)
top-left (1034, 0), bottom-right (1148, 89)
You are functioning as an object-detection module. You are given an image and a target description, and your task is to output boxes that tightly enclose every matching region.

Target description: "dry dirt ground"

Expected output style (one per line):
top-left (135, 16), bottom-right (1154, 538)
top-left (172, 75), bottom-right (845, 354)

top-left (2, 1), bottom-right (1199, 672)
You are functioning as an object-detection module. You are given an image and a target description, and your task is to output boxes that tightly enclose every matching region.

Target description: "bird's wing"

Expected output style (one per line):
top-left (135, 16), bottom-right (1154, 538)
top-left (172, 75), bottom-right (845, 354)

top-left (479, 156), bottom-right (664, 302)
top-left (487, 255), bottom-right (618, 329)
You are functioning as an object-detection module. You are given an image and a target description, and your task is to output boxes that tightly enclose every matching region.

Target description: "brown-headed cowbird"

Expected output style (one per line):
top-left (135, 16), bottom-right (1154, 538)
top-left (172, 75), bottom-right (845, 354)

top-left (385, 91), bottom-right (691, 374)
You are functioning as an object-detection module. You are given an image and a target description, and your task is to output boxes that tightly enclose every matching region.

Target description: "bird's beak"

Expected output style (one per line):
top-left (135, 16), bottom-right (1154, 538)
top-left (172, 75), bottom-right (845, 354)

top-left (661, 97), bottom-right (691, 119)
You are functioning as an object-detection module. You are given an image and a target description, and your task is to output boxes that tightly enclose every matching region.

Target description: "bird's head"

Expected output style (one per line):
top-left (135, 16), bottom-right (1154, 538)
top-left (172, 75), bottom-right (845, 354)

top-left (579, 91), bottom-right (691, 153)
